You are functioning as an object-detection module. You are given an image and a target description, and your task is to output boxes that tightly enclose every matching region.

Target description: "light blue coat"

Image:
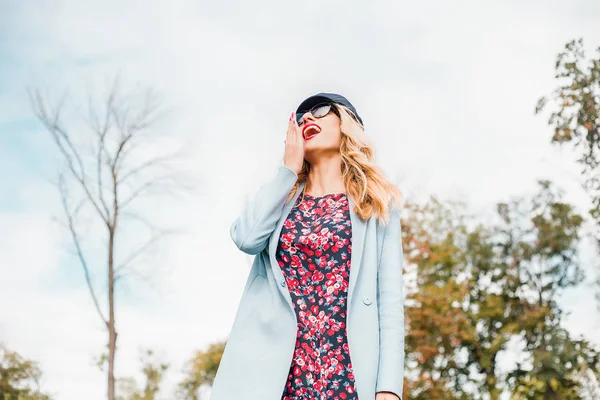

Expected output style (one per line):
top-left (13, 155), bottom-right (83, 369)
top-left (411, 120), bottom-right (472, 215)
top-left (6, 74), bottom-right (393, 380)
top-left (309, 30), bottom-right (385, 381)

top-left (210, 165), bottom-right (405, 400)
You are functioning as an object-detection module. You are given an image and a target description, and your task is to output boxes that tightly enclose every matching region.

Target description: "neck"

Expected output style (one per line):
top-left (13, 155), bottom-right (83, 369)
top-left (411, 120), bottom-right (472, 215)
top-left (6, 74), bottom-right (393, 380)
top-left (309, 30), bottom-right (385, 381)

top-left (305, 153), bottom-right (345, 196)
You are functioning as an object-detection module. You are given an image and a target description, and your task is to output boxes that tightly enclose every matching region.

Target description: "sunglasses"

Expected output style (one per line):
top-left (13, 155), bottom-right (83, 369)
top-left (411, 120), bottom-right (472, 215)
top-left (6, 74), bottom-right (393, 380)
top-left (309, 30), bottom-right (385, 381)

top-left (296, 103), bottom-right (339, 126)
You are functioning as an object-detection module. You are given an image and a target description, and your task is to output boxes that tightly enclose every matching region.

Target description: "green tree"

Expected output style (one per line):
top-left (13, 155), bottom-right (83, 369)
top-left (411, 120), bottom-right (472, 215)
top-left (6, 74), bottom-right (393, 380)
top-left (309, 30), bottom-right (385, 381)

top-left (402, 181), bottom-right (599, 399)
top-left (536, 39), bottom-right (600, 226)
top-left (508, 320), bottom-right (599, 400)
top-left (0, 343), bottom-right (53, 400)
top-left (536, 38), bottom-right (600, 312)
top-left (402, 198), bottom-right (472, 399)
top-left (177, 341), bottom-right (226, 400)
top-left (116, 349), bottom-right (169, 400)
top-left (499, 181), bottom-right (599, 399)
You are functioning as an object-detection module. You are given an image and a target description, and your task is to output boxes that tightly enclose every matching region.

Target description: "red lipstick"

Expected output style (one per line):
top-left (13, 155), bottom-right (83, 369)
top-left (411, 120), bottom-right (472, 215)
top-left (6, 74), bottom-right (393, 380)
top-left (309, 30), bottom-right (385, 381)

top-left (302, 123), bottom-right (321, 140)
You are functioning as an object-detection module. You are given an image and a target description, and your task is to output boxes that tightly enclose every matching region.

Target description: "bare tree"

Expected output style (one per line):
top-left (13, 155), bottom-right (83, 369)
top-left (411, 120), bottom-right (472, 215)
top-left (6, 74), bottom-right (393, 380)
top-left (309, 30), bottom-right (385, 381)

top-left (29, 77), bottom-right (195, 400)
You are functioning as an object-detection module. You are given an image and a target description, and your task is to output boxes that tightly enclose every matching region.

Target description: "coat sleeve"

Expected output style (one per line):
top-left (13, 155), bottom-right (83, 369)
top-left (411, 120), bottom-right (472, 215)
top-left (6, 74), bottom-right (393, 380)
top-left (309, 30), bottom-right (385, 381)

top-left (230, 165), bottom-right (298, 255)
top-left (375, 207), bottom-right (405, 399)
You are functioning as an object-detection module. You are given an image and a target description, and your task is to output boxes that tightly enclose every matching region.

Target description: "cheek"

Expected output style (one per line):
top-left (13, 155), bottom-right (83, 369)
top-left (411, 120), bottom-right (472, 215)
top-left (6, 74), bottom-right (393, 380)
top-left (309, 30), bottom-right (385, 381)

top-left (328, 129), bottom-right (342, 145)
top-left (321, 119), bottom-right (342, 142)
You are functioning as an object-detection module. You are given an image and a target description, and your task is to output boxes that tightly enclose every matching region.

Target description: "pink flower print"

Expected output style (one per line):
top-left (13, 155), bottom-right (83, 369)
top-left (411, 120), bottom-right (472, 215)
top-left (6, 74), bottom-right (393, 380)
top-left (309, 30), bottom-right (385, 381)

top-left (312, 271), bottom-right (324, 283)
top-left (288, 278), bottom-right (299, 290)
top-left (291, 255), bottom-right (301, 268)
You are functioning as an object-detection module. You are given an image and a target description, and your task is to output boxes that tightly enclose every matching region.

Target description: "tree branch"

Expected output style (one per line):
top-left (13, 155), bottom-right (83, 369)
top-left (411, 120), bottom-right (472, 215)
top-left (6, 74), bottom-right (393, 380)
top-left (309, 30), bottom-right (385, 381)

top-left (59, 174), bottom-right (109, 326)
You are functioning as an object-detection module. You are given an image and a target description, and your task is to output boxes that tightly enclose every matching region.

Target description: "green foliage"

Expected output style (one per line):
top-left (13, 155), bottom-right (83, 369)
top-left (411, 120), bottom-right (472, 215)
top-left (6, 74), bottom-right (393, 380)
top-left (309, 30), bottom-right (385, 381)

top-left (536, 35), bottom-right (600, 335)
top-left (116, 349), bottom-right (169, 400)
top-left (508, 322), bottom-right (599, 400)
top-left (0, 344), bottom-right (52, 400)
top-left (536, 38), bottom-right (600, 225)
top-left (402, 181), bottom-right (598, 399)
top-left (176, 341), bottom-right (226, 400)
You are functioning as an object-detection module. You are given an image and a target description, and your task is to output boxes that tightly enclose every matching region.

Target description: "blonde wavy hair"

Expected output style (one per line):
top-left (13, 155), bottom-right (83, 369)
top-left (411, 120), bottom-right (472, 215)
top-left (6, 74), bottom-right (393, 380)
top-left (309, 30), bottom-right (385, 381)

top-left (286, 103), bottom-right (401, 225)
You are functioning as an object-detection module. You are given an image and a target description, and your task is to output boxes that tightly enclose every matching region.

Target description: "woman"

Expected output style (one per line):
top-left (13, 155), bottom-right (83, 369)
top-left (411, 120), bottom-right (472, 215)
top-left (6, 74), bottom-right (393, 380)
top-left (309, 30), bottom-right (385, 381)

top-left (210, 93), bottom-right (405, 400)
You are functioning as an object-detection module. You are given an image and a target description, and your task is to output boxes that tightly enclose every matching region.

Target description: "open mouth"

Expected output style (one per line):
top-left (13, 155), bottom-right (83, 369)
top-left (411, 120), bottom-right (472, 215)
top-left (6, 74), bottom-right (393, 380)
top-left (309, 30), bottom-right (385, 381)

top-left (302, 124), bottom-right (321, 140)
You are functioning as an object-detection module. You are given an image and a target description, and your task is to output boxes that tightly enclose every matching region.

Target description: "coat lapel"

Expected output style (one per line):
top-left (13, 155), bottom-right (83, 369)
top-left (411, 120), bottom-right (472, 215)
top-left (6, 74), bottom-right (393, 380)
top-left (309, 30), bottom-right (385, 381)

top-left (268, 182), bottom-right (305, 309)
top-left (347, 195), bottom-right (367, 306)
top-left (267, 184), bottom-right (367, 310)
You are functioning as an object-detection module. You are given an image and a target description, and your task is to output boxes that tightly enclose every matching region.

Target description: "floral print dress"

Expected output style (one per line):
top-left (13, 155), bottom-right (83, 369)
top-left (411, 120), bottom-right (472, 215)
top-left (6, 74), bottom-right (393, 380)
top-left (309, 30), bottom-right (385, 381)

top-left (276, 192), bottom-right (359, 400)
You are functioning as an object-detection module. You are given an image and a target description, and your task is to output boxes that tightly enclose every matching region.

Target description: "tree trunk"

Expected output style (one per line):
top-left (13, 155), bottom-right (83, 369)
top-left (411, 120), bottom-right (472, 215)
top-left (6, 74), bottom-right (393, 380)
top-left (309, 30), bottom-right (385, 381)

top-left (543, 386), bottom-right (559, 400)
top-left (108, 229), bottom-right (117, 400)
top-left (486, 374), bottom-right (500, 400)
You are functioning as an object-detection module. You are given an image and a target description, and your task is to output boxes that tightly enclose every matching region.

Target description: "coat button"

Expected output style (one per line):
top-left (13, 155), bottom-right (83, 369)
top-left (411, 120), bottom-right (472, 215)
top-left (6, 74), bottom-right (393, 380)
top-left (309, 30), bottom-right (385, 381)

top-left (280, 280), bottom-right (286, 287)
top-left (363, 296), bottom-right (372, 305)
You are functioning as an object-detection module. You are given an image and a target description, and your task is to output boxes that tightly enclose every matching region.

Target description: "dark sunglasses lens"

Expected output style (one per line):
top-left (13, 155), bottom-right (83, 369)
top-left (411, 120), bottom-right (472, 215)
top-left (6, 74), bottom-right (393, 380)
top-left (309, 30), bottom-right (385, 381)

top-left (312, 104), bottom-right (331, 118)
top-left (296, 113), bottom-right (304, 124)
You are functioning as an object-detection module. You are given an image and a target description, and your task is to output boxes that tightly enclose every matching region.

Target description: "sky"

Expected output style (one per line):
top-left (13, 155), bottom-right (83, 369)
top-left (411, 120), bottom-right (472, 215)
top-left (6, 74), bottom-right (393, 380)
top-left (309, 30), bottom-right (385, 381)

top-left (1, 0), bottom-right (600, 399)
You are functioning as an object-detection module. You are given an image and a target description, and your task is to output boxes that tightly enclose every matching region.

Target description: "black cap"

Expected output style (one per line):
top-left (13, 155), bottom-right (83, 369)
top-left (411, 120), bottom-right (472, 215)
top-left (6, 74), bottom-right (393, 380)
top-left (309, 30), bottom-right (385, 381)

top-left (296, 92), bottom-right (363, 126)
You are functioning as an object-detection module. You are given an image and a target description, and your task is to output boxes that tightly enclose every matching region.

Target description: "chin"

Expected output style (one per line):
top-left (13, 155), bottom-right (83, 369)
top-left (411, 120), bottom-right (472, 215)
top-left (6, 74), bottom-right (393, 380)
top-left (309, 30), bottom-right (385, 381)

top-left (304, 141), bottom-right (339, 153)
top-left (304, 139), bottom-right (324, 151)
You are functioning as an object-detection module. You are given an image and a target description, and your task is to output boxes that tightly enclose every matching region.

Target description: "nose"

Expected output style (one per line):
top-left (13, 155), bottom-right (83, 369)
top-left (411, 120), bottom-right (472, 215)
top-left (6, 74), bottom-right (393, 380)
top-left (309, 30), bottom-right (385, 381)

top-left (299, 111), bottom-right (315, 125)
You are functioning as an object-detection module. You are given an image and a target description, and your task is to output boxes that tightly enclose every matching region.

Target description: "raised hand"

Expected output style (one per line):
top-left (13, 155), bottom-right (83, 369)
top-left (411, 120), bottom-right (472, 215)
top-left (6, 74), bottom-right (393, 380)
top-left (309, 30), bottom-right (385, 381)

top-left (283, 112), bottom-right (305, 175)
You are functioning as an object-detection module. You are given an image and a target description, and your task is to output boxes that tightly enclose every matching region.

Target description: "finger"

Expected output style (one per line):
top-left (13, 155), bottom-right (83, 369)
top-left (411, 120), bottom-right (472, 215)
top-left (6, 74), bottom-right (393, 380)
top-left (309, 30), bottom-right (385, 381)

top-left (287, 113), bottom-right (295, 137)
top-left (292, 113), bottom-right (302, 140)
top-left (288, 114), bottom-right (299, 142)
